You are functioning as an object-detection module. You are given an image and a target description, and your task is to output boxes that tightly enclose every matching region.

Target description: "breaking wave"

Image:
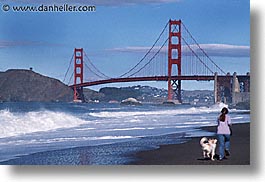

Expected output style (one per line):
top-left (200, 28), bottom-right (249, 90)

top-left (0, 110), bottom-right (87, 138)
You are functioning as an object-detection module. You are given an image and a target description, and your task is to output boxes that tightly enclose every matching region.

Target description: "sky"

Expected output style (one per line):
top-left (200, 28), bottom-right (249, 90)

top-left (0, 0), bottom-right (250, 90)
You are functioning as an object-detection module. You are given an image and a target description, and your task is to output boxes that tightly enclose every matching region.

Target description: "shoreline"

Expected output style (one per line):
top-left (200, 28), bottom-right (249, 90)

top-left (129, 123), bottom-right (250, 165)
top-left (0, 123), bottom-right (250, 165)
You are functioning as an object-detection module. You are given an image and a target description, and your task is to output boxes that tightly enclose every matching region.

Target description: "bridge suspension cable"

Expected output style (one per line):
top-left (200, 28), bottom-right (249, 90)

top-left (83, 51), bottom-right (111, 79)
top-left (127, 37), bottom-right (169, 77)
top-left (67, 72), bottom-right (74, 85)
top-left (182, 37), bottom-right (214, 74)
top-left (120, 21), bottom-right (186, 78)
top-left (63, 53), bottom-right (74, 83)
top-left (181, 22), bottom-right (226, 75)
top-left (119, 21), bottom-right (169, 78)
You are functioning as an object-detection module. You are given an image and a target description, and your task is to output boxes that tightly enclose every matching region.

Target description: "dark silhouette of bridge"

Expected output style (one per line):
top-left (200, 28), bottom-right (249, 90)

top-left (64, 19), bottom-right (250, 104)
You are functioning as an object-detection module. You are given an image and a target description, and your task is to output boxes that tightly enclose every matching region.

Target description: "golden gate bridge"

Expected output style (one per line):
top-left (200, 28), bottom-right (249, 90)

top-left (63, 19), bottom-right (250, 104)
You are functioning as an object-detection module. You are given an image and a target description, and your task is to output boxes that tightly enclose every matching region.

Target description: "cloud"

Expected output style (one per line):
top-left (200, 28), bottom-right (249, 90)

top-left (0, 40), bottom-right (65, 48)
top-left (1, 0), bottom-right (181, 6)
top-left (108, 44), bottom-right (250, 57)
top-left (191, 44), bottom-right (250, 57)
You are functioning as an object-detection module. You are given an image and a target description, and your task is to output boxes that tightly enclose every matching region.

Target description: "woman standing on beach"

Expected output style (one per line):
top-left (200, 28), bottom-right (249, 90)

top-left (217, 107), bottom-right (232, 161)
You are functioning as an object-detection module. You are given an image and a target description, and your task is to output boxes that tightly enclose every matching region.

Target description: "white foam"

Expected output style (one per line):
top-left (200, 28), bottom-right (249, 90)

top-left (175, 126), bottom-right (191, 128)
top-left (183, 121), bottom-right (211, 125)
top-left (0, 109), bottom-right (88, 138)
top-left (126, 119), bottom-right (141, 123)
top-left (89, 103), bottom-right (227, 118)
top-left (232, 116), bottom-right (244, 120)
top-left (111, 127), bottom-right (147, 131)
top-left (0, 135), bottom-right (135, 146)
top-left (95, 136), bottom-right (134, 140)
top-left (75, 128), bottom-right (95, 131)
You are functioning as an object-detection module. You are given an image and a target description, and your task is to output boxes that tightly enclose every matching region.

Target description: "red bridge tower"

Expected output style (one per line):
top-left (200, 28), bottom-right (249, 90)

top-left (168, 19), bottom-right (182, 102)
top-left (73, 48), bottom-right (84, 102)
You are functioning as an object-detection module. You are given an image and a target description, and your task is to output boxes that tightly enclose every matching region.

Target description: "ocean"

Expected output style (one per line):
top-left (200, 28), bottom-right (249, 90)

top-left (0, 102), bottom-right (250, 165)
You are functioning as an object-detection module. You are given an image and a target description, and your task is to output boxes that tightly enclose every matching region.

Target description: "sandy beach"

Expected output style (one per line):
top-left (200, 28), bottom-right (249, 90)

top-left (130, 123), bottom-right (250, 165)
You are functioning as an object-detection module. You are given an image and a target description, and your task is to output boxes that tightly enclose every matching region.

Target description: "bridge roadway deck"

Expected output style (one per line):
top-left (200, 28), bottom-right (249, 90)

top-left (70, 75), bottom-right (216, 88)
top-left (70, 75), bottom-right (250, 88)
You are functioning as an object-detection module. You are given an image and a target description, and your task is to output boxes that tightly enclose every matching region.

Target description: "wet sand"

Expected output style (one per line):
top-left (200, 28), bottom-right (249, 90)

top-left (130, 123), bottom-right (250, 165)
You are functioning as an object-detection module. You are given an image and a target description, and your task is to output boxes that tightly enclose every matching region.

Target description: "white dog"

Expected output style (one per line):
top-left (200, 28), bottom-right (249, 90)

top-left (200, 137), bottom-right (217, 161)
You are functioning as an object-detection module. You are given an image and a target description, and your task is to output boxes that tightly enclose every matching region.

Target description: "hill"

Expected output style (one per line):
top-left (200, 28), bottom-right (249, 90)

top-left (0, 69), bottom-right (73, 102)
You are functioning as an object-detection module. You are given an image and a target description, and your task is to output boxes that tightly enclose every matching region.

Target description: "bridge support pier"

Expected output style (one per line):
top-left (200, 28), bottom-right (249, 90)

top-left (215, 73), bottom-right (232, 103)
top-left (214, 72), bottom-right (218, 103)
top-left (73, 87), bottom-right (84, 102)
top-left (214, 72), bottom-right (250, 104)
top-left (168, 79), bottom-right (181, 103)
top-left (232, 72), bottom-right (250, 105)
